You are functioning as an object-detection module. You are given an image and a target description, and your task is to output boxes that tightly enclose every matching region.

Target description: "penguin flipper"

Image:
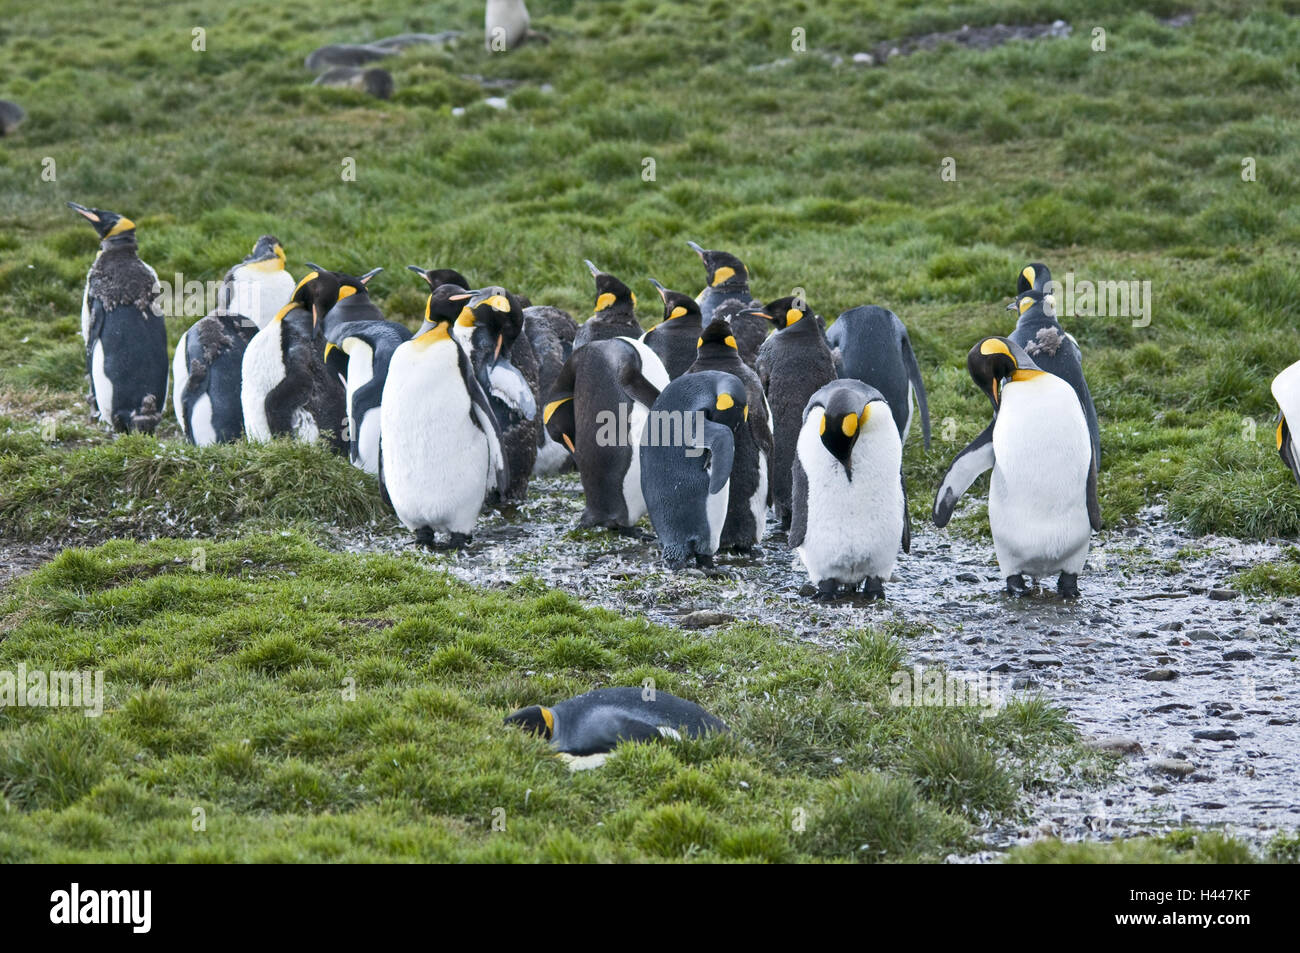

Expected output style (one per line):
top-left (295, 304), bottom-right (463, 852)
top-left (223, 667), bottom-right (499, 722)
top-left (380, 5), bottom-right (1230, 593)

top-left (702, 420), bottom-right (735, 496)
top-left (1280, 415), bottom-right (1300, 488)
top-left (377, 435), bottom-right (394, 510)
top-left (933, 421), bottom-right (995, 527)
top-left (899, 327), bottom-right (931, 449)
top-left (85, 295), bottom-right (109, 377)
top-left (788, 455), bottom-right (809, 549)
top-left (616, 341), bottom-right (663, 409)
top-left (459, 342), bottom-right (509, 497)
top-left (1086, 454), bottom-right (1102, 531)
top-left (900, 469), bottom-right (911, 554)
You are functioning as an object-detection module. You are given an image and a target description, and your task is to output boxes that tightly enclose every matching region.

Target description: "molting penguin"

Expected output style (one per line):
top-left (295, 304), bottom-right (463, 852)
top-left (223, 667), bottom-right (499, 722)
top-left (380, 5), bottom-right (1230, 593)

top-left (1272, 359), bottom-right (1300, 488)
top-left (790, 380), bottom-right (909, 600)
top-left (686, 241), bottom-right (768, 363)
top-left (544, 337), bottom-right (669, 530)
top-left (686, 319), bottom-right (773, 553)
top-left (379, 289), bottom-right (508, 548)
top-left (640, 370), bottom-right (749, 569)
top-left (825, 305), bottom-right (931, 448)
top-left (933, 336), bottom-right (1100, 598)
top-left (505, 686), bottom-right (727, 756)
top-left (573, 260), bottom-right (643, 349)
top-left (453, 286), bottom-right (540, 503)
top-left (68, 202), bottom-right (168, 435)
top-left (754, 296), bottom-right (839, 528)
top-left (325, 318), bottom-right (412, 473)
top-left (523, 303), bottom-right (579, 475)
top-left (240, 268), bottom-right (347, 452)
top-left (641, 279), bottom-right (703, 380)
top-left (1007, 284), bottom-right (1101, 466)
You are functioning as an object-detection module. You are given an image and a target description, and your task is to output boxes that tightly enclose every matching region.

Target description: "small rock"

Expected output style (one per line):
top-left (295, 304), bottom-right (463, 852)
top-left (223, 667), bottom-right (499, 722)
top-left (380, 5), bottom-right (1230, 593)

top-left (988, 662), bottom-right (1013, 673)
top-left (1192, 729), bottom-right (1238, 741)
top-left (1150, 759), bottom-right (1195, 777)
top-left (1027, 655), bottom-right (1062, 668)
top-left (852, 51), bottom-right (875, 65)
top-left (677, 610), bottom-right (734, 629)
top-left (1141, 668), bottom-right (1178, 681)
top-left (484, 96), bottom-right (509, 110)
top-left (1222, 649), bottom-right (1255, 661)
top-left (1087, 736), bottom-right (1143, 756)
top-left (956, 572), bottom-right (980, 583)
top-left (1185, 629), bottom-right (1219, 641)
top-left (1208, 589), bottom-right (1239, 601)
top-left (1148, 784), bottom-right (1170, 795)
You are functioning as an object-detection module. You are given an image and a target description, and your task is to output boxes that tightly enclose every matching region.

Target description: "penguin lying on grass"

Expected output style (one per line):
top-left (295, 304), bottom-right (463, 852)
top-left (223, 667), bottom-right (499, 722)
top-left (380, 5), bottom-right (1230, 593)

top-left (826, 305), bottom-right (931, 448)
top-left (68, 202), bottom-right (168, 435)
top-left (641, 370), bottom-right (749, 569)
top-left (933, 336), bottom-right (1100, 598)
top-left (1272, 359), bottom-right (1300, 487)
top-left (545, 337), bottom-right (669, 530)
top-left (790, 380), bottom-right (909, 600)
top-left (574, 260), bottom-right (642, 349)
top-left (505, 687), bottom-right (728, 760)
top-left (642, 279), bottom-right (703, 380)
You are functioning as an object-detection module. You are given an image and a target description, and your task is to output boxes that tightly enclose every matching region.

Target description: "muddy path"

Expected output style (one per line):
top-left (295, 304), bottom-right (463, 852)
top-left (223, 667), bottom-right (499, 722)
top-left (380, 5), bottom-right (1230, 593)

top-left (338, 474), bottom-right (1299, 854)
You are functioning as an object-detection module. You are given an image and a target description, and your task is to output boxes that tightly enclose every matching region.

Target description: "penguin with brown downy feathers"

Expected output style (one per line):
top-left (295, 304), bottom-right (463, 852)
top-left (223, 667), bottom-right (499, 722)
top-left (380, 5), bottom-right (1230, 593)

top-left (524, 303), bottom-right (579, 475)
top-left (574, 260), bottom-right (643, 349)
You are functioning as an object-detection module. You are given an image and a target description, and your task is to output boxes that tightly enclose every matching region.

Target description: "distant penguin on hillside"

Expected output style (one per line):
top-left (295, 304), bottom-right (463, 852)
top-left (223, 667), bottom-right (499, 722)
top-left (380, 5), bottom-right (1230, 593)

top-left (790, 380), bottom-right (909, 600)
top-left (68, 202), bottom-right (168, 435)
top-left (485, 0), bottom-right (531, 50)
top-left (640, 370), bottom-right (749, 569)
top-left (826, 305), bottom-right (931, 448)
top-left (754, 295), bottom-right (839, 528)
top-left (686, 242), bottom-right (768, 363)
top-left (1272, 359), bottom-right (1300, 488)
top-left (641, 279), bottom-right (703, 380)
top-left (524, 304), bottom-right (579, 475)
top-left (505, 687), bottom-right (727, 756)
top-left (240, 268), bottom-right (348, 452)
top-left (0, 100), bottom-right (24, 136)
top-left (686, 320), bottom-right (773, 553)
top-left (574, 260), bottom-right (643, 349)
top-left (545, 337), bottom-right (669, 530)
top-left (325, 318), bottom-right (412, 473)
top-left (933, 336), bottom-right (1101, 598)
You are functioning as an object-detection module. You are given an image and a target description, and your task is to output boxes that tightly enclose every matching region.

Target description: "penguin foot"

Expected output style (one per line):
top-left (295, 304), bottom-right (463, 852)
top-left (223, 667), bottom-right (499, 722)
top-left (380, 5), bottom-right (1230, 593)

top-left (413, 527), bottom-right (438, 550)
top-left (1005, 575), bottom-right (1030, 598)
top-left (863, 578), bottom-right (886, 601)
top-left (1057, 572), bottom-right (1081, 599)
top-left (447, 532), bottom-right (472, 550)
top-left (610, 524), bottom-right (652, 541)
top-left (813, 579), bottom-right (840, 601)
top-left (694, 554), bottom-right (715, 570)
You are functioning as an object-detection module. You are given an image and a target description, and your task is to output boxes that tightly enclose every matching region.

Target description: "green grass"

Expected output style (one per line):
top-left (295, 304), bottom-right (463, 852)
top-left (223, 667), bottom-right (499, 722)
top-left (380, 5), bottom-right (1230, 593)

top-left (1231, 546), bottom-right (1300, 595)
top-left (1008, 831), bottom-right (1261, 864)
top-left (0, 534), bottom-right (1097, 862)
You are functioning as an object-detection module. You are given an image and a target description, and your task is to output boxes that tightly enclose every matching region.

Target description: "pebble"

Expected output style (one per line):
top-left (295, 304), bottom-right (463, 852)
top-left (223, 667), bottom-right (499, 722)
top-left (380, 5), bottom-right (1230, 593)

top-left (1208, 589), bottom-right (1239, 601)
top-left (1141, 668), bottom-right (1178, 681)
top-left (1185, 628), bottom-right (1220, 640)
top-left (1192, 729), bottom-right (1239, 741)
top-left (1150, 759), bottom-right (1195, 777)
top-left (1223, 649), bottom-right (1255, 661)
top-left (1027, 655), bottom-right (1063, 668)
top-left (1087, 736), bottom-right (1143, 756)
top-left (677, 610), bottom-right (734, 629)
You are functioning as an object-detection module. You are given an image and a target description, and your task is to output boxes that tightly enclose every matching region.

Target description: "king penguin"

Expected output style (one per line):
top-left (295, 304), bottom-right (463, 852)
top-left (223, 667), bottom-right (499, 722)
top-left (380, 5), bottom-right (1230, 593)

top-left (933, 336), bottom-right (1101, 598)
top-left (240, 268), bottom-right (348, 452)
top-left (686, 241), bottom-right (768, 364)
top-left (686, 319), bottom-right (773, 552)
top-left (379, 285), bottom-right (508, 548)
top-left (544, 337), bottom-right (669, 530)
top-left (826, 305), bottom-right (931, 448)
top-left (504, 686), bottom-right (727, 756)
top-left (68, 202), bottom-right (168, 435)
top-left (573, 260), bottom-right (643, 349)
top-left (485, 0), bottom-right (530, 50)
top-left (1272, 358), bottom-right (1300, 488)
top-left (325, 318), bottom-right (412, 473)
top-left (790, 380), bottom-right (909, 600)
top-left (313, 264), bottom-right (384, 339)
top-left (640, 370), bottom-right (749, 569)
top-left (523, 303), bottom-right (579, 475)
top-left (641, 279), bottom-right (703, 380)
top-left (754, 295), bottom-right (839, 528)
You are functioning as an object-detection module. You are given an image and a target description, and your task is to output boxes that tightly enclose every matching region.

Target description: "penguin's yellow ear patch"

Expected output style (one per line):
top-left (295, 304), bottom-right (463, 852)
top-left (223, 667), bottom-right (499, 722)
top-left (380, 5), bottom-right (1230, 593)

top-left (1018, 296), bottom-right (1033, 315)
top-left (861, 404), bottom-right (871, 422)
top-left (712, 266), bottom-right (736, 286)
top-left (323, 342), bottom-right (337, 359)
top-left (669, 306), bottom-right (689, 320)
top-left (842, 413), bottom-right (858, 437)
top-left (980, 338), bottom-right (1015, 361)
top-left (540, 707), bottom-right (555, 735)
top-left (485, 294), bottom-right (511, 312)
top-left (294, 271), bottom-right (320, 295)
top-left (818, 414), bottom-right (826, 435)
top-left (273, 302), bottom-right (297, 323)
top-left (697, 337), bottom-right (704, 348)
top-left (336, 286), bottom-right (358, 301)
top-left (743, 404), bottom-right (749, 421)
top-left (456, 307), bottom-right (475, 327)
top-left (594, 292), bottom-right (616, 312)
top-left (1022, 265), bottom-right (1036, 286)
top-left (785, 308), bottom-right (803, 325)
top-left (105, 217), bottom-right (135, 237)
top-left (724, 335), bottom-right (737, 349)
top-left (631, 292), bottom-right (637, 308)
top-left (1278, 417), bottom-right (1286, 451)
top-left (716, 392), bottom-right (735, 411)
top-left (543, 397), bottom-right (572, 424)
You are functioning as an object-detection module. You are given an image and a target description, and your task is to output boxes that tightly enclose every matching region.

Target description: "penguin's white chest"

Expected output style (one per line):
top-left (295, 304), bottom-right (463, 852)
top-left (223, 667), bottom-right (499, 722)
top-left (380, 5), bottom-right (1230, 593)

top-left (90, 341), bottom-right (112, 422)
top-left (988, 375), bottom-right (1092, 577)
top-left (229, 265), bottom-right (294, 329)
top-left (704, 475), bottom-right (729, 553)
top-left (172, 329), bottom-right (190, 433)
top-left (240, 322), bottom-right (285, 442)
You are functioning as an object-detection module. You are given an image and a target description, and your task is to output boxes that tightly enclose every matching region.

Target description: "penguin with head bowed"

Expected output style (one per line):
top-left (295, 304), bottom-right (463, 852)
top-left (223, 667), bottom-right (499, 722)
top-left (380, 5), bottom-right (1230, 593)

top-left (686, 319), bottom-right (773, 553)
top-left (573, 260), bottom-right (643, 349)
top-left (522, 303), bottom-right (579, 475)
top-left (378, 275), bottom-right (508, 549)
top-left (933, 336), bottom-right (1101, 598)
top-left (325, 316), bottom-right (413, 474)
top-left (641, 278), bottom-right (703, 380)
top-left (1017, 262), bottom-right (1052, 296)
top-left (545, 336), bottom-right (669, 531)
top-left (68, 202), bottom-right (169, 435)
top-left (754, 294), bottom-right (839, 529)
top-left (1007, 278), bottom-right (1100, 466)
top-left (308, 263), bottom-right (384, 339)
top-left (686, 241), bottom-right (768, 363)
top-left (452, 285), bottom-right (540, 503)
top-left (790, 380), bottom-right (909, 600)
top-left (505, 686), bottom-right (727, 757)
top-left (240, 267), bottom-right (347, 452)
top-left (640, 370), bottom-right (749, 569)
top-left (1271, 359), bottom-right (1300, 488)
top-left (825, 305), bottom-right (930, 449)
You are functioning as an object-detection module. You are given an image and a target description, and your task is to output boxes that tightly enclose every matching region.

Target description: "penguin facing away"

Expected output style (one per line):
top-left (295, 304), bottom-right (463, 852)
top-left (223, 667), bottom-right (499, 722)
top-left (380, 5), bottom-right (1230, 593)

top-left (574, 260), bottom-right (643, 349)
top-left (504, 686), bottom-right (727, 756)
top-left (1272, 359), bottom-right (1300, 488)
top-left (524, 303), bottom-right (580, 475)
top-left (790, 380), bottom-right (909, 600)
top-left (68, 202), bottom-right (168, 435)
top-left (826, 305), bottom-right (931, 448)
top-left (544, 336), bottom-right (669, 530)
top-left (325, 318), bottom-right (412, 474)
top-left (686, 319), bottom-right (773, 553)
top-left (641, 279), bottom-right (704, 380)
top-left (640, 370), bottom-right (749, 569)
top-left (933, 336), bottom-right (1101, 598)
top-left (753, 295), bottom-right (839, 528)
top-left (379, 283), bottom-right (508, 548)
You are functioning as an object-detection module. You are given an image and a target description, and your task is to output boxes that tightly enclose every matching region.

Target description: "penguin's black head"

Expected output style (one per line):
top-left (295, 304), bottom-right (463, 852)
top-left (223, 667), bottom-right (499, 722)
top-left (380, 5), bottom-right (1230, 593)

top-left (280, 267), bottom-right (343, 330)
top-left (815, 386), bottom-right (885, 480)
top-left (245, 235), bottom-right (287, 267)
top-left (67, 202), bottom-right (136, 242)
top-left (706, 375), bottom-right (748, 431)
top-left (761, 296), bottom-right (813, 331)
top-left (697, 318), bottom-right (739, 356)
top-left (504, 704), bottom-right (554, 740)
top-left (968, 336), bottom-right (1042, 408)
top-left (648, 279), bottom-right (700, 325)
top-left (408, 265), bottom-right (470, 293)
top-left (1008, 287), bottom-right (1057, 320)
top-left (584, 260), bottom-right (636, 314)
top-left (1016, 262), bottom-right (1052, 295)
top-left (687, 241), bottom-right (749, 291)
top-left (462, 286), bottom-right (525, 362)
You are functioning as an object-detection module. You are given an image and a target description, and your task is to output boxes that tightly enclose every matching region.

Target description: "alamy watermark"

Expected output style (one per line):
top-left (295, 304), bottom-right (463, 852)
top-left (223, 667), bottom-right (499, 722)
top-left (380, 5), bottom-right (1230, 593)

top-left (0, 665), bottom-right (104, 717)
top-left (1040, 275), bottom-right (1152, 328)
top-left (595, 407), bottom-right (708, 457)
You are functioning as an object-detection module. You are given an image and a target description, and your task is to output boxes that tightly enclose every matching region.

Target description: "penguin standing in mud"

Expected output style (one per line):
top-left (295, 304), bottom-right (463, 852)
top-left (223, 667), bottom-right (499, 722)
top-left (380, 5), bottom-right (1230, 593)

top-left (545, 337), bottom-right (669, 530)
top-left (754, 296), bottom-right (839, 528)
top-left (640, 371), bottom-right (749, 569)
top-left (325, 319), bottom-right (412, 473)
top-left (505, 686), bottom-right (727, 756)
top-left (790, 380), bottom-right (909, 600)
top-left (933, 336), bottom-right (1100, 598)
top-left (379, 286), bottom-right (508, 549)
top-left (826, 305), bottom-right (930, 448)
top-left (574, 260), bottom-right (643, 349)
top-left (453, 286), bottom-right (540, 502)
top-left (1272, 359), bottom-right (1300, 487)
top-left (641, 279), bottom-right (703, 380)
top-left (68, 202), bottom-right (168, 434)
top-left (240, 269), bottom-right (347, 452)
top-left (686, 320), bottom-right (773, 552)
top-left (1007, 279), bottom-right (1101, 466)
top-left (523, 303), bottom-right (579, 475)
